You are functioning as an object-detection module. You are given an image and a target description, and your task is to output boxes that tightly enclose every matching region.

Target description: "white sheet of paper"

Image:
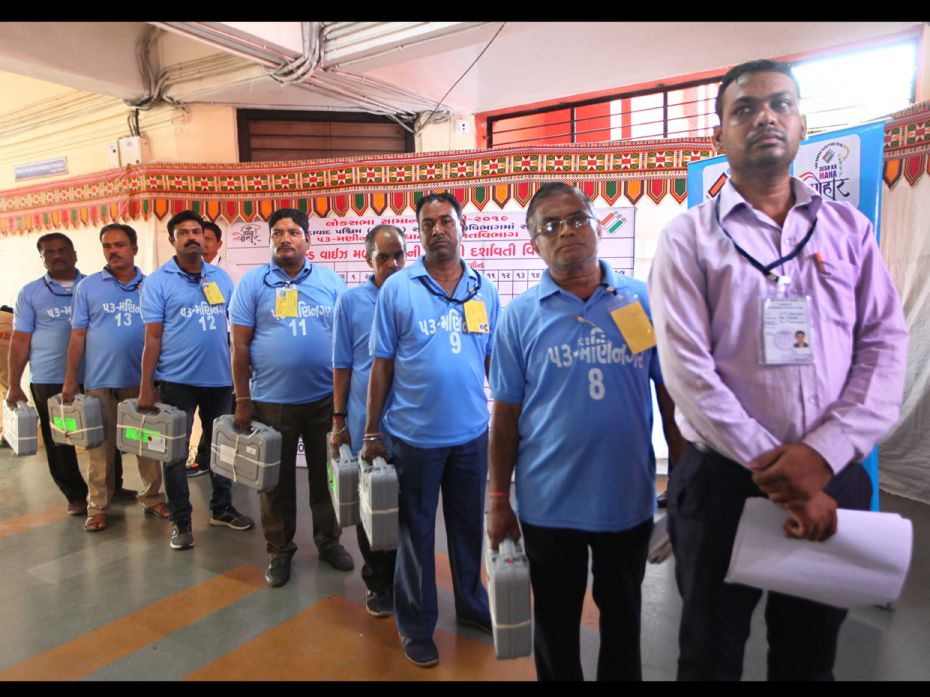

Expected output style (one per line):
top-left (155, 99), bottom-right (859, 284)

top-left (725, 497), bottom-right (913, 608)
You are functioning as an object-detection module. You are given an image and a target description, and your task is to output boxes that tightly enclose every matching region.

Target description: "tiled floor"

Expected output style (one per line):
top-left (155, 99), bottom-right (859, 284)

top-left (0, 445), bottom-right (926, 681)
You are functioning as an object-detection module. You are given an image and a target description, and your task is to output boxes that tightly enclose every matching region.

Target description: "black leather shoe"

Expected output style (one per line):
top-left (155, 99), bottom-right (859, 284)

top-left (319, 544), bottom-right (354, 571)
top-left (265, 555), bottom-right (292, 588)
top-left (656, 490), bottom-right (669, 508)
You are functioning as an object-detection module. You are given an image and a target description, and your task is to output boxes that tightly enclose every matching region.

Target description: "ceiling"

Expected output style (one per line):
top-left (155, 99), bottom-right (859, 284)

top-left (0, 21), bottom-right (921, 127)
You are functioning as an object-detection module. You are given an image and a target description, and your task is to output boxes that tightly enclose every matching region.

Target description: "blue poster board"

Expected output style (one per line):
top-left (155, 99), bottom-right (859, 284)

top-left (686, 122), bottom-right (886, 510)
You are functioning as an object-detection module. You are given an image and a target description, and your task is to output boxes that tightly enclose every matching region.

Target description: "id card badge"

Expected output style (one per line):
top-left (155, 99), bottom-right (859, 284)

top-left (463, 300), bottom-right (490, 333)
top-left (607, 294), bottom-right (656, 354)
top-left (761, 295), bottom-right (814, 365)
top-left (275, 288), bottom-right (298, 318)
top-left (202, 281), bottom-right (225, 305)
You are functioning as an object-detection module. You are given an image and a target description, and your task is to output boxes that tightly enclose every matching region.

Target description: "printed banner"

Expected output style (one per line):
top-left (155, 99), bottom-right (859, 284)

top-left (227, 208), bottom-right (636, 308)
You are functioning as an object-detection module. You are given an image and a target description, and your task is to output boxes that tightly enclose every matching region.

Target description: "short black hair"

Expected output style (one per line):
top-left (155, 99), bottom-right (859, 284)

top-left (415, 192), bottom-right (463, 222)
top-left (715, 59), bottom-right (801, 119)
top-left (365, 224), bottom-right (406, 258)
top-left (525, 182), bottom-right (594, 236)
top-left (268, 208), bottom-right (310, 234)
top-left (202, 220), bottom-right (222, 242)
top-left (167, 210), bottom-right (204, 237)
top-left (36, 232), bottom-right (74, 253)
top-left (99, 223), bottom-right (137, 246)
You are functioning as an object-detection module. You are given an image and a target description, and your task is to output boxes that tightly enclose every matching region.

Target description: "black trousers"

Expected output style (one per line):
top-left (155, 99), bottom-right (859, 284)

top-left (253, 396), bottom-right (340, 558)
top-left (668, 442), bottom-right (872, 681)
top-left (521, 518), bottom-right (652, 681)
top-left (355, 521), bottom-right (396, 595)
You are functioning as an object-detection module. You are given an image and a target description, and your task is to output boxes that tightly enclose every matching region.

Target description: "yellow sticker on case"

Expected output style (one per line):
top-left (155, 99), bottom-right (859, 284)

top-left (463, 300), bottom-right (490, 333)
top-left (202, 281), bottom-right (225, 305)
top-left (610, 301), bottom-right (656, 354)
top-left (275, 288), bottom-right (298, 318)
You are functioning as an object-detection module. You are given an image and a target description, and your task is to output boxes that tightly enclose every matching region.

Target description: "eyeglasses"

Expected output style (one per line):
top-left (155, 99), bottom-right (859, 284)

top-left (533, 213), bottom-right (596, 238)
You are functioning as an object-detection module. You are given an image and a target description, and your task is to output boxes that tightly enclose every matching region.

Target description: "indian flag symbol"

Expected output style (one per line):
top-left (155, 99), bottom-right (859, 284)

top-left (599, 212), bottom-right (626, 234)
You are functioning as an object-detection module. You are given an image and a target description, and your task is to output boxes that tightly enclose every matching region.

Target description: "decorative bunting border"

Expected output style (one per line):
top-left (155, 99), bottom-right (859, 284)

top-left (883, 99), bottom-right (930, 189)
top-left (3, 100), bottom-right (929, 235)
top-left (0, 138), bottom-right (715, 235)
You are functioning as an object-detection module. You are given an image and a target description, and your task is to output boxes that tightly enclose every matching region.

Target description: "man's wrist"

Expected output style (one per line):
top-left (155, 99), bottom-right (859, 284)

top-left (488, 492), bottom-right (512, 507)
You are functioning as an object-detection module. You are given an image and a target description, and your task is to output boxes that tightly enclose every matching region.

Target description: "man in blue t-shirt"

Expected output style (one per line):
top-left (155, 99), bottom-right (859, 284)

top-left (185, 220), bottom-right (247, 479)
top-left (487, 183), bottom-right (685, 681)
top-left (61, 224), bottom-right (168, 533)
top-left (360, 193), bottom-right (498, 668)
top-left (331, 224), bottom-right (406, 617)
top-left (139, 210), bottom-right (254, 551)
top-left (6, 233), bottom-right (88, 514)
top-left (230, 208), bottom-right (352, 588)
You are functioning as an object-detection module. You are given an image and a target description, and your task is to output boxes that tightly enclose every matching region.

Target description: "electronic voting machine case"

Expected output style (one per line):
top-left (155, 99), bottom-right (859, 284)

top-left (116, 398), bottom-right (188, 463)
top-left (485, 535), bottom-right (532, 659)
top-left (210, 414), bottom-right (282, 492)
top-left (47, 393), bottom-right (104, 449)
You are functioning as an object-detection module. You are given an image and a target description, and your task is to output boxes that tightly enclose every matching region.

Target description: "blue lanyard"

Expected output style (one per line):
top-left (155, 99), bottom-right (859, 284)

top-left (104, 266), bottom-right (143, 292)
top-left (417, 270), bottom-right (481, 305)
top-left (173, 257), bottom-right (204, 286)
top-left (262, 264), bottom-right (311, 289)
top-left (714, 196), bottom-right (816, 283)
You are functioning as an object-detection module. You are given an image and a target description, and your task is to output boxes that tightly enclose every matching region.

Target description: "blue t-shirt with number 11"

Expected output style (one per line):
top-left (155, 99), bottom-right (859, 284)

top-left (230, 260), bottom-right (347, 404)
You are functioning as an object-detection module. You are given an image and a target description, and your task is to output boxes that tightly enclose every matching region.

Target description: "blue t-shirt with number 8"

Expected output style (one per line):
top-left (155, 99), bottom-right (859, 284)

top-left (489, 261), bottom-right (662, 532)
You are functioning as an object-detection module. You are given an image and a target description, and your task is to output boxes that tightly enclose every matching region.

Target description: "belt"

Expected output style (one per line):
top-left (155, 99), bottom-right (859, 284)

top-left (690, 441), bottom-right (744, 470)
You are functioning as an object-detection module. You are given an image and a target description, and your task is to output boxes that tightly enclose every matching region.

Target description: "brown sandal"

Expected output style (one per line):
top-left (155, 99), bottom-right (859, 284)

top-left (84, 513), bottom-right (107, 532)
top-left (144, 503), bottom-right (171, 519)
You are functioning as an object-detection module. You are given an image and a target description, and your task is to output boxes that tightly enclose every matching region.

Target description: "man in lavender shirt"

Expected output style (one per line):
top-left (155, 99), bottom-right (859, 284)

top-left (649, 59), bottom-right (908, 681)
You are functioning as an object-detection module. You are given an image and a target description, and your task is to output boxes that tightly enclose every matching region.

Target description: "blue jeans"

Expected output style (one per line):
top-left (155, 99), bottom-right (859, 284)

top-left (157, 381), bottom-right (233, 523)
top-left (389, 431), bottom-right (490, 641)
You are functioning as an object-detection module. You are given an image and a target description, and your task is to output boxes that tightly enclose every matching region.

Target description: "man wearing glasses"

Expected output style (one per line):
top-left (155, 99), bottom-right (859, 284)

top-left (487, 183), bottom-right (683, 680)
top-left (140, 210), bottom-right (254, 551)
top-left (61, 224), bottom-right (168, 532)
top-left (361, 192), bottom-right (498, 668)
top-left (649, 60), bottom-right (908, 680)
top-left (6, 233), bottom-right (89, 514)
top-left (230, 208), bottom-right (353, 588)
